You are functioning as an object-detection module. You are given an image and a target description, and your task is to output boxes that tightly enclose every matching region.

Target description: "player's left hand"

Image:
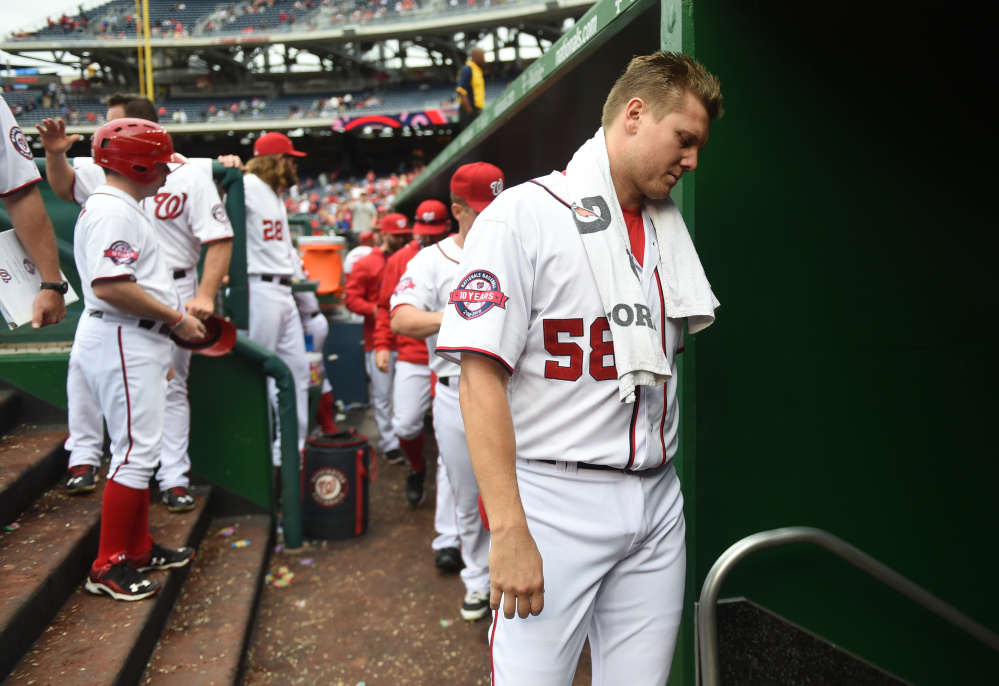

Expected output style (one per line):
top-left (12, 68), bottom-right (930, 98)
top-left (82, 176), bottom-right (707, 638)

top-left (489, 525), bottom-right (545, 619)
top-left (184, 294), bottom-right (215, 321)
top-left (31, 290), bottom-right (67, 329)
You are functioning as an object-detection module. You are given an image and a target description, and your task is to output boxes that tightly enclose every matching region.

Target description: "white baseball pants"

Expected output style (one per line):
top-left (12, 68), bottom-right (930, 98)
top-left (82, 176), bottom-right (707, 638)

top-left (248, 279), bottom-right (310, 465)
top-left (432, 455), bottom-right (460, 551)
top-left (73, 315), bottom-right (172, 491)
top-left (489, 460), bottom-right (686, 686)
top-left (434, 379), bottom-right (489, 593)
top-left (392, 360), bottom-right (432, 441)
top-left (364, 349), bottom-right (399, 454)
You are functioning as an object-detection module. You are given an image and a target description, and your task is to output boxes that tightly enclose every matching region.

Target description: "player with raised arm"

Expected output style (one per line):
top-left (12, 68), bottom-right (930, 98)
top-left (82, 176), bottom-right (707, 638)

top-left (39, 95), bottom-right (233, 508)
top-left (436, 52), bottom-right (724, 683)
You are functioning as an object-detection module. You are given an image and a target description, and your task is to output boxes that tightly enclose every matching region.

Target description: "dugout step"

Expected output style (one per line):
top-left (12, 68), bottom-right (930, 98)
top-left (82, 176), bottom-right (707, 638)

top-left (4, 485), bottom-right (213, 685)
top-left (0, 472), bottom-right (105, 682)
top-left (0, 389), bottom-right (21, 437)
top-left (143, 513), bottom-right (274, 685)
top-left (713, 598), bottom-right (910, 685)
top-left (0, 422), bottom-right (69, 534)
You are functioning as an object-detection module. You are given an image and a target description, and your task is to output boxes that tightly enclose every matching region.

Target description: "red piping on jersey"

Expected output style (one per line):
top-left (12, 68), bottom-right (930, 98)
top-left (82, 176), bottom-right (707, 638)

top-left (92, 274), bottom-right (137, 285)
top-left (489, 610), bottom-right (499, 684)
top-left (655, 268), bottom-right (669, 467)
top-left (436, 242), bottom-right (460, 264)
top-left (110, 327), bottom-right (134, 482)
top-left (436, 346), bottom-right (514, 375)
top-left (528, 179), bottom-right (571, 209)
top-left (0, 176), bottom-right (41, 198)
top-left (201, 236), bottom-right (234, 245)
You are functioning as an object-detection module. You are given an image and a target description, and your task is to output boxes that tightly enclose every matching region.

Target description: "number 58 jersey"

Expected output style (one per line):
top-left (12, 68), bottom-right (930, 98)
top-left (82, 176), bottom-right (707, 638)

top-left (244, 172), bottom-right (296, 276)
top-left (436, 172), bottom-right (684, 472)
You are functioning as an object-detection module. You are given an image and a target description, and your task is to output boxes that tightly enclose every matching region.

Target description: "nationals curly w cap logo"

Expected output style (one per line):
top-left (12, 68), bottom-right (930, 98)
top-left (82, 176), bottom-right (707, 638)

top-left (571, 196), bottom-right (612, 235)
top-left (448, 270), bottom-right (509, 320)
top-left (310, 467), bottom-right (348, 507)
top-left (211, 203), bottom-right (228, 223)
top-left (9, 125), bottom-right (32, 160)
top-left (104, 241), bottom-right (139, 265)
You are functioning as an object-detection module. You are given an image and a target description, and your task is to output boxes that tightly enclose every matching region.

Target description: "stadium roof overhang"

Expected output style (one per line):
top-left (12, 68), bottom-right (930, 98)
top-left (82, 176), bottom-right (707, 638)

top-left (392, 0), bottom-right (662, 212)
top-left (0, 0), bottom-right (593, 57)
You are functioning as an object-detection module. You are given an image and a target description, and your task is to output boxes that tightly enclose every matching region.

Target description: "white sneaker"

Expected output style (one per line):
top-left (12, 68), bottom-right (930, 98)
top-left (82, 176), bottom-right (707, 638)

top-left (460, 589), bottom-right (491, 621)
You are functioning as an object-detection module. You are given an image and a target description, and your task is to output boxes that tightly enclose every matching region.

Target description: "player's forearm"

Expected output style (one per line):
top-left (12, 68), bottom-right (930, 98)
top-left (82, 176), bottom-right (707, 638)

top-left (4, 185), bottom-right (64, 282)
top-left (459, 354), bottom-right (527, 533)
top-left (195, 239), bottom-right (233, 301)
top-left (92, 280), bottom-right (182, 324)
top-left (390, 305), bottom-right (442, 339)
top-left (42, 151), bottom-right (76, 203)
top-left (458, 92), bottom-right (472, 114)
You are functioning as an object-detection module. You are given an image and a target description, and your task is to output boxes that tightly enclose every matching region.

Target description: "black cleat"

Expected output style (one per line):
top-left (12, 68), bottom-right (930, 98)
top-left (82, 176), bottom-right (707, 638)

top-left (435, 547), bottom-right (465, 572)
top-left (405, 469), bottom-right (426, 508)
top-left (66, 465), bottom-right (98, 494)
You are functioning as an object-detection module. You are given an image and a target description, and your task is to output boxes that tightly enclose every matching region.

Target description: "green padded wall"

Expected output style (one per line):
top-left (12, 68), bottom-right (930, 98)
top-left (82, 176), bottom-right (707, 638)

top-left (691, 1), bottom-right (998, 683)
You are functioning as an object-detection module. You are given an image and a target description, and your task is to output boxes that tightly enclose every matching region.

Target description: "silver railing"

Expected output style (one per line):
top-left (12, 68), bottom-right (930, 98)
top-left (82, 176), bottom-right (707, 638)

top-left (696, 526), bottom-right (999, 686)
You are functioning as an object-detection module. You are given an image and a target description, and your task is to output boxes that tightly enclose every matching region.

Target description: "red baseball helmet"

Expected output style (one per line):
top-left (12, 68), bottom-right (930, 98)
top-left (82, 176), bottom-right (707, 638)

top-left (170, 314), bottom-right (237, 357)
top-left (92, 118), bottom-right (188, 184)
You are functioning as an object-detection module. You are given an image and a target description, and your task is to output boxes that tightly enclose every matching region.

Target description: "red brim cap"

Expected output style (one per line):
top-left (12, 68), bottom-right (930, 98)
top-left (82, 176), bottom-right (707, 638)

top-left (170, 315), bottom-right (237, 357)
top-left (412, 221), bottom-right (449, 235)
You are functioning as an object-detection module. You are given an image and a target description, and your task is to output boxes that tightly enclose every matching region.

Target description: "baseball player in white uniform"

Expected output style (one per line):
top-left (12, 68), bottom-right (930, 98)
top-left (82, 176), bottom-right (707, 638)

top-left (342, 229), bottom-right (376, 275)
top-left (0, 95), bottom-right (67, 328)
top-left (436, 52), bottom-right (724, 683)
top-left (39, 95), bottom-right (234, 509)
top-left (388, 200), bottom-right (463, 572)
top-left (73, 118), bottom-right (207, 600)
top-left (244, 131), bottom-right (310, 464)
top-left (293, 264), bottom-right (339, 435)
top-left (392, 165), bottom-right (505, 620)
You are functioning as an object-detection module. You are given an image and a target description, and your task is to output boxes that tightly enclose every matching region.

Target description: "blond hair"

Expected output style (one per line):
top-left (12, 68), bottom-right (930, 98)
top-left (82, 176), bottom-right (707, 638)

top-left (601, 51), bottom-right (723, 129)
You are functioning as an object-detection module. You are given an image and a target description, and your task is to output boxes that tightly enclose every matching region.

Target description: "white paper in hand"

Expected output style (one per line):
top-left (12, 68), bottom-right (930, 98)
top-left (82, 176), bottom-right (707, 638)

top-left (0, 228), bottom-right (79, 329)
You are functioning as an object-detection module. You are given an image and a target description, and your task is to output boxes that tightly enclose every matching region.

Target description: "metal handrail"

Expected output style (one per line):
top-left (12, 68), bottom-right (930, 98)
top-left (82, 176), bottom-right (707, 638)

top-left (697, 526), bottom-right (999, 686)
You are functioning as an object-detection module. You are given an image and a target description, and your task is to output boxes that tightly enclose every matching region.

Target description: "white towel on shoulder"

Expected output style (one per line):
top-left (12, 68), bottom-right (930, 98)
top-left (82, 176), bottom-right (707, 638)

top-left (563, 128), bottom-right (719, 403)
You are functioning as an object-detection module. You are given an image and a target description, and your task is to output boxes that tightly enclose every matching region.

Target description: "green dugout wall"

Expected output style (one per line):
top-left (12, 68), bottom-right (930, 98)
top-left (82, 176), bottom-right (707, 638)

top-left (397, 0), bottom-right (998, 683)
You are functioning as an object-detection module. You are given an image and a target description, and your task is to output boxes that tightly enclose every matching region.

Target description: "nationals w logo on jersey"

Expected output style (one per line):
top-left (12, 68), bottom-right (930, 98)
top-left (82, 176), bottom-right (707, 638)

top-left (104, 241), bottom-right (139, 265)
top-left (152, 192), bottom-right (188, 220)
top-left (449, 270), bottom-right (509, 320)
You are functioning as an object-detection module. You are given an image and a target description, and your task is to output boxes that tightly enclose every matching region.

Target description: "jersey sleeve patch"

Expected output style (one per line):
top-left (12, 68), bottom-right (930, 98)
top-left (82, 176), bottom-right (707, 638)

top-left (212, 203), bottom-right (229, 223)
top-left (393, 276), bottom-right (415, 296)
top-left (8, 125), bottom-right (33, 160)
top-left (448, 270), bottom-right (509, 320)
top-left (104, 241), bottom-right (139, 265)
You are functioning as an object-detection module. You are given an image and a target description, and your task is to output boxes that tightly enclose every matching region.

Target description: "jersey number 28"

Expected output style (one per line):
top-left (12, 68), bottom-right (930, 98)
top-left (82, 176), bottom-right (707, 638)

top-left (263, 219), bottom-right (284, 241)
top-left (543, 318), bottom-right (616, 381)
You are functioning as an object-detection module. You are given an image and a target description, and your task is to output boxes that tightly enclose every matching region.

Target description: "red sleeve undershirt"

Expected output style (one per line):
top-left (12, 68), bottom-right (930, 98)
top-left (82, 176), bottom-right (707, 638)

top-left (621, 205), bottom-right (645, 267)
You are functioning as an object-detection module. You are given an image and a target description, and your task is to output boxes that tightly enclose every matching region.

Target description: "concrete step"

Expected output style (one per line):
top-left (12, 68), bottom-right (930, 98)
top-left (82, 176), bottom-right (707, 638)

top-left (0, 424), bottom-right (69, 537)
top-left (0, 473), bottom-right (105, 682)
top-left (143, 514), bottom-right (274, 685)
top-left (0, 390), bottom-right (21, 438)
top-left (3, 486), bottom-right (213, 686)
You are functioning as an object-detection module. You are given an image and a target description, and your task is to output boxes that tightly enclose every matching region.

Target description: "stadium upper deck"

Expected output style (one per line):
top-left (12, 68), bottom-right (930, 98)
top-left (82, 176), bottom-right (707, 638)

top-left (3, 0), bottom-right (594, 45)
